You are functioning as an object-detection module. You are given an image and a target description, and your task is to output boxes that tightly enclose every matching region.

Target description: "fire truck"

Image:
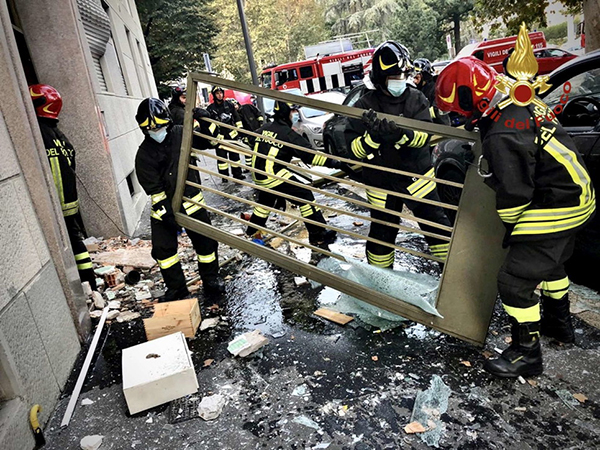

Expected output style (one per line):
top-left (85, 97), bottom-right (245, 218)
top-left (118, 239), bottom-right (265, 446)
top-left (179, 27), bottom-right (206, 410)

top-left (260, 48), bottom-right (374, 94)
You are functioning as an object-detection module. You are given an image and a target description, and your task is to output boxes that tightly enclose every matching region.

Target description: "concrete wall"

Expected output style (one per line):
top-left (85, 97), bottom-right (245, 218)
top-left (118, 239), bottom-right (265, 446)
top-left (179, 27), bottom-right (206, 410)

top-left (0, 5), bottom-right (82, 449)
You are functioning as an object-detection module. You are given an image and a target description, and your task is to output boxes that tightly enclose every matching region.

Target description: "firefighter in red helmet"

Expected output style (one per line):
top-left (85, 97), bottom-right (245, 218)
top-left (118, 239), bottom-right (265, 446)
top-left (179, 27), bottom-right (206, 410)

top-left (29, 84), bottom-right (97, 290)
top-left (344, 41), bottom-right (452, 268)
top-left (436, 44), bottom-right (595, 378)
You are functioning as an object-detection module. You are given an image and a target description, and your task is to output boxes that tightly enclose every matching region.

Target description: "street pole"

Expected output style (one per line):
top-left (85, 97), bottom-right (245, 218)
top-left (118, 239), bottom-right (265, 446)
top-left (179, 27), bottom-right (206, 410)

top-left (235, 0), bottom-right (264, 113)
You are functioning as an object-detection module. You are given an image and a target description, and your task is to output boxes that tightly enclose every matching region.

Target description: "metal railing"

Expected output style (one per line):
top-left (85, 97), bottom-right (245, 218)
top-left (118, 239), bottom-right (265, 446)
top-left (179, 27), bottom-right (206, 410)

top-left (172, 73), bottom-right (507, 346)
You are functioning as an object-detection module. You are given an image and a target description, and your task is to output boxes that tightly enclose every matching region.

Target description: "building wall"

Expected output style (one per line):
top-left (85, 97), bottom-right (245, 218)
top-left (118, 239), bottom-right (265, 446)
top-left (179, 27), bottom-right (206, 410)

top-left (0, 5), bottom-right (82, 449)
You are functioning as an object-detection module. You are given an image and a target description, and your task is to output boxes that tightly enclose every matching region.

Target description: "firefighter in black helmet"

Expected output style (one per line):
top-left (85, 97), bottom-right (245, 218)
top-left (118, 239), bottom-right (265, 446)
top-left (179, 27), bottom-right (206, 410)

top-left (413, 58), bottom-right (450, 126)
top-left (135, 98), bottom-right (225, 301)
top-left (245, 100), bottom-right (339, 249)
top-left (169, 86), bottom-right (186, 125)
top-left (207, 86), bottom-right (245, 181)
top-left (344, 41), bottom-right (452, 268)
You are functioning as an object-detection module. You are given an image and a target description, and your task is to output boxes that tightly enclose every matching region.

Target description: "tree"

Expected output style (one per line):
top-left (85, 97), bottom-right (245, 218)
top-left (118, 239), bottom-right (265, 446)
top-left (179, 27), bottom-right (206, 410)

top-left (137, 0), bottom-right (218, 97)
top-left (388, 0), bottom-right (447, 61)
top-left (474, 0), bottom-right (599, 51)
top-left (428, 0), bottom-right (476, 55)
top-left (324, 0), bottom-right (399, 41)
top-left (212, 0), bottom-right (329, 84)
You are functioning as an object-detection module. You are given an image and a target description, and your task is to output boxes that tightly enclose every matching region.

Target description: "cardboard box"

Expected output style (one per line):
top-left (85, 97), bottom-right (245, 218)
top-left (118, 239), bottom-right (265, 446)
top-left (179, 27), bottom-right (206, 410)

top-left (122, 332), bottom-right (198, 415)
top-left (143, 298), bottom-right (201, 341)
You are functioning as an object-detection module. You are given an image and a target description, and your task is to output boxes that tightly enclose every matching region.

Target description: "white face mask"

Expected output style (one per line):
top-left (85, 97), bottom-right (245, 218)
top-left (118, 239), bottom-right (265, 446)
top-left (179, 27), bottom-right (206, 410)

top-left (387, 79), bottom-right (408, 97)
top-left (148, 127), bottom-right (168, 143)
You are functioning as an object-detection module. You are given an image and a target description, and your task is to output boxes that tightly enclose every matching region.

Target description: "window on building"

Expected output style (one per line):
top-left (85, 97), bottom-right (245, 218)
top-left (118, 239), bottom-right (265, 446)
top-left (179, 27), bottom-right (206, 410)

top-left (126, 171), bottom-right (136, 197)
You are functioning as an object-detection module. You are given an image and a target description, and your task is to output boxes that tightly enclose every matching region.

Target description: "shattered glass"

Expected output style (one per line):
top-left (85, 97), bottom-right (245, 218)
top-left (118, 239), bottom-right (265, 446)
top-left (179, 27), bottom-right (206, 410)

top-left (315, 256), bottom-right (443, 324)
top-left (410, 375), bottom-right (451, 448)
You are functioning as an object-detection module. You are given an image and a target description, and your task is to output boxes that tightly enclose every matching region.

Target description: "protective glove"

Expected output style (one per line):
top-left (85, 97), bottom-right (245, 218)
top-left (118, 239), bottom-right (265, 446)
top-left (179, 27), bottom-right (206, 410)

top-left (151, 198), bottom-right (180, 232)
top-left (370, 118), bottom-right (406, 144)
top-left (324, 158), bottom-right (342, 169)
top-left (193, 107), bottom-right (210, 122)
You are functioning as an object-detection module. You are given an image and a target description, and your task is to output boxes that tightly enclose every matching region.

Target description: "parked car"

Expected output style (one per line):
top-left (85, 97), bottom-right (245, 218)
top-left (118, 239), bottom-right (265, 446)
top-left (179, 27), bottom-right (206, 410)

top-left (433, 50), bottom-right (600, 289)
top-left (292, 91), bottom-right (345, 149)
top-left (432, 60), bottom-right (452, 75)
top-left (262, 88), bottom-right (304, 116)
top-left (533, 47), bottom-right (577, 75)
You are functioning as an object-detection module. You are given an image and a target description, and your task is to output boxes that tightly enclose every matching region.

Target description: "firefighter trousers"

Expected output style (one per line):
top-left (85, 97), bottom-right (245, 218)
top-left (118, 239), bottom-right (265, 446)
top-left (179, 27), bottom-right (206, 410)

top-left (497, 234), bottom-right (576, 324)
top-left (365, 187), bottom-right (452, 268)
top-left (64, 213), bottom-right (96, 290)
top-left (216, 144), bottom-right (242, 178)
top-left (246, 176), bottom-right (328, 242)
top-left (151, 205), bottom-right (219, 291)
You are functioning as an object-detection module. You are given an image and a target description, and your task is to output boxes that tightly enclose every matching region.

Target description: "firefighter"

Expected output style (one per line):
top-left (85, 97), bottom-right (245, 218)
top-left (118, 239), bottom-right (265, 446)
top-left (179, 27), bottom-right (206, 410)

top-left (135, 98), bottom-right (225, 301)
top-left (436, 54), bottom-right (595, 378)
top-left (413, 58), bottom-right (450, 126)
top-left (230, 98), bottom-right (264, 140)
top-left (30, 84), bottom-right (97, 291)
top-left (206, 87), bottom-right (245, 181)
top-left (168, 86), bottom-right (186, 125)
top-left (344, 41), bottom-right (452, 268)
top-left (245, 100), bottom-right (339, 249)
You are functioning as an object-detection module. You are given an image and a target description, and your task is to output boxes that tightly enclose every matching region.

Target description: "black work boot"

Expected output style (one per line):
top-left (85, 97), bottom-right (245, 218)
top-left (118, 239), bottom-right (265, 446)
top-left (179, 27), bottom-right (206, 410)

top-left (309, 229), bottom-right (337, 250)
top-left (203, 275), bottom-right (225, 295)
top-left (484, 319), bottom-right (543, 378)
top-left (541, 294), bottom-right (575, 343)
top-left (159, 286), bottom-right (190, 303)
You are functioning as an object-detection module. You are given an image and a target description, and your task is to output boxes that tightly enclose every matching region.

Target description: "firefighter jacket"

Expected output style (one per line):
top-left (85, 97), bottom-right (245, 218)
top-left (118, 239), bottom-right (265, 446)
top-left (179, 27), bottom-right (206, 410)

top-left (239, 103), bottom-right (264, 131)
top-left (479, 102), bottom-right (595, 244)
top-left (39, 118), bottom-right (79, 217)
top-left (344, 86), bottom-right (434, 194)
top-left (249, 118), bottom-right (330, 188)
top-left (168, 100), bottom-right (185, 126)
top-left (207, 100), bottom-right (243, 140)
top-left (420, 78), bottom-right (450, 126)
top-left (135, 125), bottom-right (207, 220)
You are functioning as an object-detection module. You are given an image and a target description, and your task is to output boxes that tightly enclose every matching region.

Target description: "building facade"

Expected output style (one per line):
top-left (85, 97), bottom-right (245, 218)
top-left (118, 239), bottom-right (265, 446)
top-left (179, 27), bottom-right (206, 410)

top-left (0, 1), bottom-right (156, 449)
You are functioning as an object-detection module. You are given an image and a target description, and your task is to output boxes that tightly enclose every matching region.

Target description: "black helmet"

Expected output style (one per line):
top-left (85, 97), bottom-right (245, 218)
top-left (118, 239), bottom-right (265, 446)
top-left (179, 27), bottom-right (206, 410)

top-left (172, 86), bottom-right (186, 99)
top-left (413, 58), bottom-right (434, 80)
top-left (211, 86), bottom-right (224, 96)
top-left (273, 100), bottom-right (298, 126)
top-left (369, 41), bottom-right (412, 89)
top-left (135, 98), bottom-right (172, 132)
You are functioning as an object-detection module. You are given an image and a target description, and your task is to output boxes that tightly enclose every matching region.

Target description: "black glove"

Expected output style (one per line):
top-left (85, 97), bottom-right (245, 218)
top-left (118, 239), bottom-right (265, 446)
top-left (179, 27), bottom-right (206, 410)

top-left (324, 158), bottom-right (342, 169)
top-left (362, 109), bottom-right (377, 127)
top-left (193, 107), bottom-right (210, 122)
top-left (370, 118), bottom-right (406, 144)
top-left (151, 198), bottom-right (180, 232)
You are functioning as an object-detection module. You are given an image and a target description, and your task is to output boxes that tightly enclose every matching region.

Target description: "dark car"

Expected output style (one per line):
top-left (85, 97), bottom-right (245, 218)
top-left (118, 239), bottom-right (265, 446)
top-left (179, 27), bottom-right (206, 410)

top-left (433, 50), bottom-right (600, 289)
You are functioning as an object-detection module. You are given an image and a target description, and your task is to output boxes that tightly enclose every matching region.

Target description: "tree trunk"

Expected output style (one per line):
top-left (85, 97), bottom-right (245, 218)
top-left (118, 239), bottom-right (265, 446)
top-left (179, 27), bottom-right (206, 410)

top-left (584, 0), bottom-right (600, 52)
top-left (453, 14), bottom-right (461, 56)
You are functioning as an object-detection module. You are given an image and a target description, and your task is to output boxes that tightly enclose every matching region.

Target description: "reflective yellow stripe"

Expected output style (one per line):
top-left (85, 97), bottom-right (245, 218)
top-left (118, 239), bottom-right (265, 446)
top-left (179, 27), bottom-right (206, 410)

top-left (429, 243), bottom-right (449, 260)
top-left (236, 121), bottom-right (243, 128)
top-left (77, 262), bottom-right (93, 270)
top-left (229, 129), bottom-right (239, 139)
top-left (151, 191), bottom-right (167, 205)
top-left (150, 205), bottom-right (167, 220)
top-left (300, 204), bottom-right (314, 217)
top-left (364, 133), bottom-right (381, 149)
top-left (183, 192), bottom-right (205, 216)
top-left (218, 162), bottom-right (229, 170)
top-left (155, 117), bottom-right (169, 125)
top-left (157, 254), bottom-right (180, 270)
top-left (74, 252), bottom-right (91, 261)
top-left (540, 277), bottom-right (569, 299)
top-left (253, 166), bottom-right (294, 189)
top-left (197, 253), bottom-right (216, 264)
top-left (351, 138), bottom-right (367, 159)
top-left (407, 131), bottom-right (428, 148)
top-left (407, 169), bottom-right (436, 198)
top-left (63, 200), bottom-right (79, 216)
top-left (50, 157), bottom-right (65, 206)
top-left (311, 154), bottom-right (327, 166)
top-left (503, 303), bottom-right (541, 323)
top-left (253, 206), bottom-right (270, 218)
top-left (498, 202), bottom-right (531, 223)
top-left (367, 250), bottom-right (394, 267)
top-left (265, 146), bottom-right (279, 176)
top-left (209, 123), bottom-right (217, 134)
top-left (429, 106), bottom-right (436, 119)
top-left (139, 117), bottom-right (150, 128)
top-left (513, 204), bottom-right (595, 235)
top-left (366, 190), bottom-right (387, 207)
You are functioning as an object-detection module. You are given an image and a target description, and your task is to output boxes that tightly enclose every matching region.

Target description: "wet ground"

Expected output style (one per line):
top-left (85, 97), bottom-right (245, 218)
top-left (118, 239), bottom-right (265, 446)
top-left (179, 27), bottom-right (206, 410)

top-left (43, 153), bottom-right (600, 449)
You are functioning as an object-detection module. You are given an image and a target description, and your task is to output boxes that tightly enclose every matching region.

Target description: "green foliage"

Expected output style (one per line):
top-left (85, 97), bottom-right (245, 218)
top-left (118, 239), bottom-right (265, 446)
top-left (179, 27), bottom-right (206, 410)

top-left (324, 0), bottom-right (399, 42)
top-left (474, 0), bottom-right (582, 33)
top-left (212, 0), bottom-right (330, 84)
top-left (427, 0), bottom-right (476, 52)
top-left (539, 21), bottom-right (568, 44)
top-left (137, 0), bottom-right (218, 97)
top-left (387, 0), bottom-right (446, 61)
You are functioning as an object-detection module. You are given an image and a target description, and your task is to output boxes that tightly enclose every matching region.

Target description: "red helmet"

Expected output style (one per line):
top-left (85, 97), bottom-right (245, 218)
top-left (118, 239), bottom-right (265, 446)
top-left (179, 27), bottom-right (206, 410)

top-left (29, 84), bottom-right (63, 120)
top-left (435, 57), bottom-right (498, 118)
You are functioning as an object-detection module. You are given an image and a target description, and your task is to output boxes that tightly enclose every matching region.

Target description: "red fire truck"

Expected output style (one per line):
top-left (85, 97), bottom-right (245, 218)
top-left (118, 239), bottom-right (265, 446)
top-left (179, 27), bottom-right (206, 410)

top-left (260, 48), bottom-right (374, 94)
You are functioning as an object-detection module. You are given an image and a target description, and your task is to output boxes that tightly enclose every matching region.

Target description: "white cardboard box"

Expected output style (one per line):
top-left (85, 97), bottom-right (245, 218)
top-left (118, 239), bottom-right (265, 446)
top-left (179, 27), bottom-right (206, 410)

top-left (122, 332), bottom-right (198, 414)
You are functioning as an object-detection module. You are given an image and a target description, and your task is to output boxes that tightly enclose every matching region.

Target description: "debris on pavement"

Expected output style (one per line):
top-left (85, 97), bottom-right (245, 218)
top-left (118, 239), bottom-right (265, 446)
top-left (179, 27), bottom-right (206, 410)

top-left (91, 291), bottom-right (105, 309)
top-left (143, 299), bottom-right (201, 340)
top-left (294, 276), bottom-right (310, 286)
top-left (573, 393), bottom-right (588, 403)
top-left (200, 317), bottom-right (220, 331)
top-left (80, 434), bottom-right (103, 450)
top-left (80, 398), bottom-right (94, 406)
top-left (404, 421), bottom-right (427, 434)
top-left (555, 389), bottom-right (582, 409)
top-left (122, 332), bottom-right (198, 414)
top-left (292, 415), bottom-right (321, 431)
top-left (197, 394), bottom-right (226, 421)
top-left (314, 308), bottom-right (354, 325)
top-left (91, 247), bottom-right (156, 270)
top-left (409, 375), bottom-right (451, 447)
top-left (116, 311), bottom-right (140, 323)
top-left (228, 330), bottom-right (269, 357)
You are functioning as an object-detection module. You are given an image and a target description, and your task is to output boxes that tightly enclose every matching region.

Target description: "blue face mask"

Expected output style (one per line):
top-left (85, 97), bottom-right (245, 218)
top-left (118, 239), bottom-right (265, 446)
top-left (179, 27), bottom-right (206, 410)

top-left (292, 113), bottom-right (299, 124)
top-left (387, 79), bottom-right (407, 97)
top-left (148, 127), bottom-right (168, 143)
